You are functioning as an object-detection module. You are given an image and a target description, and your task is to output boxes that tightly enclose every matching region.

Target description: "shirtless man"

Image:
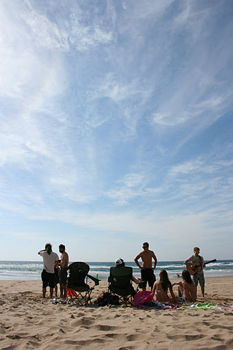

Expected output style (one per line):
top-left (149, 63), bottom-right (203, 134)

top-left (59, 244), bottom-right (69, 298)
top-left (134, 242), bottom-right (157, 291)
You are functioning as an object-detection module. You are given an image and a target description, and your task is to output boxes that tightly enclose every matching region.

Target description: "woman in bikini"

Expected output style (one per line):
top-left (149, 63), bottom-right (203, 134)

top-left (173, 269), bottom-right (196, 301)
top-left (152, 269), bottom-right (176, 303)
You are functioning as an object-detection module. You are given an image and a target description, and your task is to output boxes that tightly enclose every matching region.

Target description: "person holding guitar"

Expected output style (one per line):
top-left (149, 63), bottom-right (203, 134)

top-left (184, 247), bottom-right (205, 297)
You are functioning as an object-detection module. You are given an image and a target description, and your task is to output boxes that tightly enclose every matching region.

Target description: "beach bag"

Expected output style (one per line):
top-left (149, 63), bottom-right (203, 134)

top-left (133, 291), bottom-right (154, 308)
top-left (98, 292), bottom-right (120, 306)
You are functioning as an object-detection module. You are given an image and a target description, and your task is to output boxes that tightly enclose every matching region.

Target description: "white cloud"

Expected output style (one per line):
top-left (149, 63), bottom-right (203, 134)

top-left (118, 173), bottom-right (145, 188)
top-left (169, 159), bottom-right (204, 176)
top-left (0, 1), bottom-right (233, 261)
top-left (123, 0), bottom-right (174, 20)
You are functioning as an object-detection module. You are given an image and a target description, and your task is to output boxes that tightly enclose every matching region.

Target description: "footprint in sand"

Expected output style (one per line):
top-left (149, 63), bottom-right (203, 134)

top-left (126, 334), bottom-right (145, 342)
top-left (210, 324), bottom-right (233, 330)
top-left (64, 337), bottom-right (106, 346)
top-left (166, 333), bottom-right (204, 341)
top-left (71, 316), bottom-right (96, 327)
top-left (94, 324), bottom-right (115, 331)
top-left (26, 340), bottom-right (41, 347)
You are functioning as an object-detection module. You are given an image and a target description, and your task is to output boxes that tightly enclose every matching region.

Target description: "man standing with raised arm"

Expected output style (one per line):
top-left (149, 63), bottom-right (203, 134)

top-left (134, 242), bottom-right (157, 291)
top-left (38, 243), bottom-right (59, 298)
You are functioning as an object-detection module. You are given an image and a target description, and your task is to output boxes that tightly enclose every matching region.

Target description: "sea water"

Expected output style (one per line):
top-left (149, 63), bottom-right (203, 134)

top-left (0, 260), bottom-right (232, 281)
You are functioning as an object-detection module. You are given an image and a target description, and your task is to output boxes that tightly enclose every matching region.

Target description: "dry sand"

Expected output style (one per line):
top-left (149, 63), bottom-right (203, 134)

top-left (0, 277), bottom-right (233, 350)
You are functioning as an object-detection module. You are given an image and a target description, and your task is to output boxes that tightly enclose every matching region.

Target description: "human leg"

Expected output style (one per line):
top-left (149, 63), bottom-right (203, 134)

top-left (148, 269), bottom-right (156, 291)
top-left (50, 288), bottom-right (54, 298)
top-left (41, 270), bottom-right (49, 298)
top-left (54, 268), bottom-right (59, 297)
top-left (48, 272), bottom-right (55, 299)
top-left (59, 268), bottom-right (67, 298)
top-left (193, 274), bottom-right (198, 287)
top-left (192, 274), bottom-right (198, 296)
top-left (141, 270), bottom-right (147, 291)
top-left (198, 273), bottom-right (205, 297)
top-left (60, 283), bottom-right (65, 298)
top-left (178, 285), bottom-right (184, 297)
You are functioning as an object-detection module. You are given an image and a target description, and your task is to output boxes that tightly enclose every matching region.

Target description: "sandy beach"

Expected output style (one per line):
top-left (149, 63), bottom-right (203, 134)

top-left (0, 277), bottom-right (233, 350)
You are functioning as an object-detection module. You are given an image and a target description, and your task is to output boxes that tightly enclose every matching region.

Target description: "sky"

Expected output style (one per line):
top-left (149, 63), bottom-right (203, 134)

top-left (0, 0), bottom-right (233, 262)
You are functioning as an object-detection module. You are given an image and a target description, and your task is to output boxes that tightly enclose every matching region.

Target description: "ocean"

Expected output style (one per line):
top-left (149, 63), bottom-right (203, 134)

top-left (0, 260), bottom-right (232, 281)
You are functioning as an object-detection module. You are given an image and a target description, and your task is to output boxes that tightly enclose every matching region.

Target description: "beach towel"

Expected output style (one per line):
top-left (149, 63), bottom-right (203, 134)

top-left (183, 302), bottom-right (217, 310)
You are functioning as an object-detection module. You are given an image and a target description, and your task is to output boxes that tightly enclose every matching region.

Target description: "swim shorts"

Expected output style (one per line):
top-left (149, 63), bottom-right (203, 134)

top-left (141, 268), bottom-right (156, 288)
top-left (54, 267), bottom-right (59, 285)
top-left (41, 270), bottom-right (55, 288)
top-left (193, 272), bottom-right (205, 287)
top-left (59, 268), bottom-right (68, 284)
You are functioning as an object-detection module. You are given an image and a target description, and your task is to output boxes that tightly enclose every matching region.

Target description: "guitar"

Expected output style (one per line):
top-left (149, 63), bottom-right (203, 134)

top-left (186, 259), bottom-right (216, 275)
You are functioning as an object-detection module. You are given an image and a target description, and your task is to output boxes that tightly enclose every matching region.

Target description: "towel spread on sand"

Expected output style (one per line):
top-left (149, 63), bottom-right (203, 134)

top-left (137, 301), bottom-right (179, 309)
top-left (182, 302), bottom-right (220, 310)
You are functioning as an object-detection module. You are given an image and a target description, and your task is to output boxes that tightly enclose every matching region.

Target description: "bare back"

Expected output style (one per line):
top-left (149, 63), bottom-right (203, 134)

top-left (153, 280), bottom-right (170, 302)
top-left (183, 281), bottom-right (196, 301)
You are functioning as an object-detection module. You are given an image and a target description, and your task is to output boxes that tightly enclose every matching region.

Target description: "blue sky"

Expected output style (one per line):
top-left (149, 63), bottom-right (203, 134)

top-left (0, 0), bottom-right (233, 262)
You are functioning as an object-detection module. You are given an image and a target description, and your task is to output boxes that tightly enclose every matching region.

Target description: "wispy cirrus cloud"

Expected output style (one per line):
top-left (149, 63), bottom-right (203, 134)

top-left (1, 0), bottom-right (233, 260)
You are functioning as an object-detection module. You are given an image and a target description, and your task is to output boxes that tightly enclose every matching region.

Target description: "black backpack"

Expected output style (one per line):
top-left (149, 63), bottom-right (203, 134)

top-left (97, 292), bottom-right (119, 306)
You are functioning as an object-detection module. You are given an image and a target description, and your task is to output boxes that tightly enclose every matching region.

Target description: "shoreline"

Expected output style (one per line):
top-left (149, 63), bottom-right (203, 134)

top-left (1, 274), bottom-right (233, 282)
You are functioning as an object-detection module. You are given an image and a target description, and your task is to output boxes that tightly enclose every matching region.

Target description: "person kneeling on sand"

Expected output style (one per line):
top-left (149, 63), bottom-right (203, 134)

top-left (152, 269), bottom-right (176, 303)
top-left (173, 269), bottom-right (196, 302)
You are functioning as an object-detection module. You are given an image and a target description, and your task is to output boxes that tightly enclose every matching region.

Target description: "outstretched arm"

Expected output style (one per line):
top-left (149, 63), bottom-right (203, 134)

top-left (172, 281), bottom-right (182, 286)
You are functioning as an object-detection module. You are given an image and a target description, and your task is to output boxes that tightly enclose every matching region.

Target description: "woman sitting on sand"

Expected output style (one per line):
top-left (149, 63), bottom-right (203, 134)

top-left (173, 269), bottom-right (196, 302)
top-left (152, 269), bottom-right (176, 303)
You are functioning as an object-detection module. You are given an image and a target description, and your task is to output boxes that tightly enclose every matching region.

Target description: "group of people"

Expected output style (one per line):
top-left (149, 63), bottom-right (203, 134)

top-left (132, 242), bottom-right (205, 302)
top-left (38, 243), bottom-right (69, 298)
top-left (38, 241), bottom-right (205, 303)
